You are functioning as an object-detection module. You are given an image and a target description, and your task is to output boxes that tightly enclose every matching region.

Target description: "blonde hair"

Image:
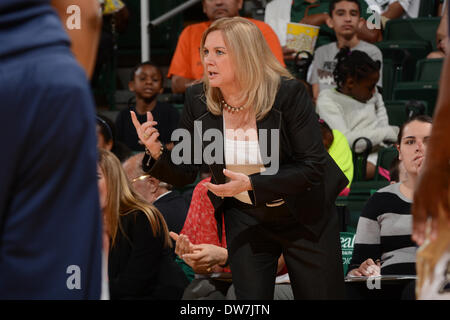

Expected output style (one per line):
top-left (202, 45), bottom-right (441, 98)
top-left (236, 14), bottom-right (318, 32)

top-left (98, 149), bottom-right (171, 248)
top-left (200, 17), bottom-right (292, 121)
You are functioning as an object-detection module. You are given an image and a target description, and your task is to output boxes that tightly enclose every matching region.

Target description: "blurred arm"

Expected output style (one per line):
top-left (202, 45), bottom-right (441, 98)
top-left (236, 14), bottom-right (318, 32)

top-left (51, 0), bottom-right (102, 79)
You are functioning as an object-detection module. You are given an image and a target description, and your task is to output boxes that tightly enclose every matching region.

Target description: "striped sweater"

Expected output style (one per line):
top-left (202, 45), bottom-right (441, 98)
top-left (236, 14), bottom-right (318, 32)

top-left (348, 183), bottom-right (417, 275)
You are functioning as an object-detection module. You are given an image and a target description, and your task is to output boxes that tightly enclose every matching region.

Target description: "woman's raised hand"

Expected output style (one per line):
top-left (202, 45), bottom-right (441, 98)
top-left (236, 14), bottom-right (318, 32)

top-left (130, 111), bottom-right (162, 159)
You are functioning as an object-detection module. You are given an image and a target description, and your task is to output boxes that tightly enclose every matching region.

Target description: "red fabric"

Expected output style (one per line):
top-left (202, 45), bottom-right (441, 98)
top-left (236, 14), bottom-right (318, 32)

top-left (180, 177), bottom-right (227, 248)
top-left (167, 18), bottom-right (285, 80)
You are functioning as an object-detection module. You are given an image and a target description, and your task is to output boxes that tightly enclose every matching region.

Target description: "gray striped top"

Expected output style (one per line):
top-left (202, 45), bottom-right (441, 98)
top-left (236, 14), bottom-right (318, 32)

top-left (349, 183), bottom-right (417, 275)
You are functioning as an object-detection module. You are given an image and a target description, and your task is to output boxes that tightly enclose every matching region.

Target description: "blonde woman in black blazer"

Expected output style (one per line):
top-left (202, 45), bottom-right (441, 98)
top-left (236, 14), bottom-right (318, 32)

top-left (132, 17), bottom-right (348, 299)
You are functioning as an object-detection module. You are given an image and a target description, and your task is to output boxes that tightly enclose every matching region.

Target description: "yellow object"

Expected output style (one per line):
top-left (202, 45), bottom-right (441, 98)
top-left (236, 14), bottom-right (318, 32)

top-left (286, 22), bottom-right (320, 55)
top-left (103, 0), bottom-right (125, 15)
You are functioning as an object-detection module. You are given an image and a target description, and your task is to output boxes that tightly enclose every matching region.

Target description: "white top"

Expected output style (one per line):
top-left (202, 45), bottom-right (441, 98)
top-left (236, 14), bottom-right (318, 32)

top-left (223, 119), bottom-right (265, 204)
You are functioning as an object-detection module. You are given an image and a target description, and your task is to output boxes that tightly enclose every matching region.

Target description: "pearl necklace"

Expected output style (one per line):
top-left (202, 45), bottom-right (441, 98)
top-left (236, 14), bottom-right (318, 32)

top-left (222, 100), bottom-right (245, 113)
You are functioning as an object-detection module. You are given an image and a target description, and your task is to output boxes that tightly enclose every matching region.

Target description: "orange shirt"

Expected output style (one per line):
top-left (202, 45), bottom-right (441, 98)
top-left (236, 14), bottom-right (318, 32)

top-left (167, 18), bottom-right (285, 80)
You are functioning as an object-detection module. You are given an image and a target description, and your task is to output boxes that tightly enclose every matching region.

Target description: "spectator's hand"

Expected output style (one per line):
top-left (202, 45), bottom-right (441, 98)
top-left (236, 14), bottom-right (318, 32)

top-left (412, 166), bottom-right (450, 245)
top-left (348, 259), bottom-right (381, 277)
top-left (282, 46), bottom-right (296, 61)
top-left (130, 111), bottom-right (162, 159)
top-left (182, 244), bottom-right (228, 273)
top-left (204, 169), bottom-right (252, 198)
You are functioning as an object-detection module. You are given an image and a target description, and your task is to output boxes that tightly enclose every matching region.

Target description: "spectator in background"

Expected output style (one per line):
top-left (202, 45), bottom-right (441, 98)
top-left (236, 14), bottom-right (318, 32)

top-left (428, 1), bottom-right (448, 59)
top-left (168, 0), bottom-right (285, 93)
top-left (0, 0), bottom-right (102, 298)
top-left (347, 115), bottom-right (432, 299)
top-left (265, 0), bottom-right (382, 62)
top-left (115, 61), bottom-right (180, 152)
top-left (316, 48), bottom-right (397, 179)
top-left (122, 153), bottom-right (189, 235)
top-left (308, 0), bottom-right (383, 102)
top-left (98, 149), bottom-right (188, 299)
top-left (96, 114), bottom-right (132, 162)
top-left (170, 178), bottom-right (293, 300)
top-left (319, 118), bottom-right (353, 196)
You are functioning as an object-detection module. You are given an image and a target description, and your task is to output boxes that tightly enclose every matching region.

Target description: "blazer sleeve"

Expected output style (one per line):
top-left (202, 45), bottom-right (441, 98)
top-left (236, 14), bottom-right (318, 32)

top-left (249, 80), bottom-right (328, 206)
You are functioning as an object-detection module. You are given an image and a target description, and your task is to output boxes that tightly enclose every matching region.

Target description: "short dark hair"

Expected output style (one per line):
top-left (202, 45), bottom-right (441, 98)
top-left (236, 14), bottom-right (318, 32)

top-left (333, 47), bottom-right (381, 90)
top-left (129, 61), bottom-right (163, 82)
top-left (397, 115), bottom-right (433, 144)
top-left (96, 114), bottom-right (115, 143)
top-left (329, 0), bottom-right (361, 16)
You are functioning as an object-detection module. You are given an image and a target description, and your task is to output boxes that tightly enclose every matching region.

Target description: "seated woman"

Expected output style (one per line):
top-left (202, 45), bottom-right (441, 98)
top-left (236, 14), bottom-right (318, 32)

top-left (316, 48), bottom-right (399, 179)
top-left (171, 177), bottom-right (292, 300)
top-left (347, 115), bottom-right (433, 297)
top-left (97, 149), bottom-right (188, 299)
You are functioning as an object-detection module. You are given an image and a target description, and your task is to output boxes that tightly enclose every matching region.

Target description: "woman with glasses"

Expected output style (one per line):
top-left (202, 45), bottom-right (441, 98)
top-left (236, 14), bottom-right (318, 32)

top-left (97, 149), bottom-right (188, 299)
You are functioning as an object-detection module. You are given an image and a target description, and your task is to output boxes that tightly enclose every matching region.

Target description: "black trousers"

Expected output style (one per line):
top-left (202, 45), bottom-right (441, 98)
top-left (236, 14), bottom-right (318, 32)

top-left (224, 198), bottom-right (344, 300)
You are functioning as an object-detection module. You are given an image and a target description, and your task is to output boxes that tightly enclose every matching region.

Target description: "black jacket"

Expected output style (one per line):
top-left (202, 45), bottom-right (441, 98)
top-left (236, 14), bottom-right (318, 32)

top-left (143, 78), bottom-right (348, 240)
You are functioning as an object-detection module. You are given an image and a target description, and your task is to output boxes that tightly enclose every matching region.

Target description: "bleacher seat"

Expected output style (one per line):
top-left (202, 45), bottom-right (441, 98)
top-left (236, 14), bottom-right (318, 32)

top-left (415, 58), bottom-right (444, 81)
top-left (393, 82), bottom-right (439, 116)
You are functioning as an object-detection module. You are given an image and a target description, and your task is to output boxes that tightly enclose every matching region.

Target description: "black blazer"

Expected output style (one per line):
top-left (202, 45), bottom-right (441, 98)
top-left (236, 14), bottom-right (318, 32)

top-left (108, 210), bottom-right (188, 299)
top-left (143, 78), bottom-right (348, 240)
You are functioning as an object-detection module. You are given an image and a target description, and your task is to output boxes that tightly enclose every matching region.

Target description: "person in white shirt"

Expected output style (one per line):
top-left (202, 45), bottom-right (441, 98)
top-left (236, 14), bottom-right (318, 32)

top-left (308, 0), bottom-right (383, 101)
top-left (316, 47), bottom-right (398, 179)
top-left (365, 0), bottom-right (420, 29)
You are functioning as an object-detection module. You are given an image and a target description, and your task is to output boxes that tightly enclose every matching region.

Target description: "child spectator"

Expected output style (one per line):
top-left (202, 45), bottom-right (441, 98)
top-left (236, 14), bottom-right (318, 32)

top-left (115, 61), bottom-right (180, 152)
top-left (316, 48), bottom-right (398, 179)
top-left (319, 118), bottom-right (353, 196)
top-left (308, 0), bottom-right (383, 101)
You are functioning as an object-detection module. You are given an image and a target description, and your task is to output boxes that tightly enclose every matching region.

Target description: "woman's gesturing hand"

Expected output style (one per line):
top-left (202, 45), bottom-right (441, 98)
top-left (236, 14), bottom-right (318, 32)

top-left (204, 169), bottom-right (252, 198)
top-left (130, 110), bottom-right (162, 159)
